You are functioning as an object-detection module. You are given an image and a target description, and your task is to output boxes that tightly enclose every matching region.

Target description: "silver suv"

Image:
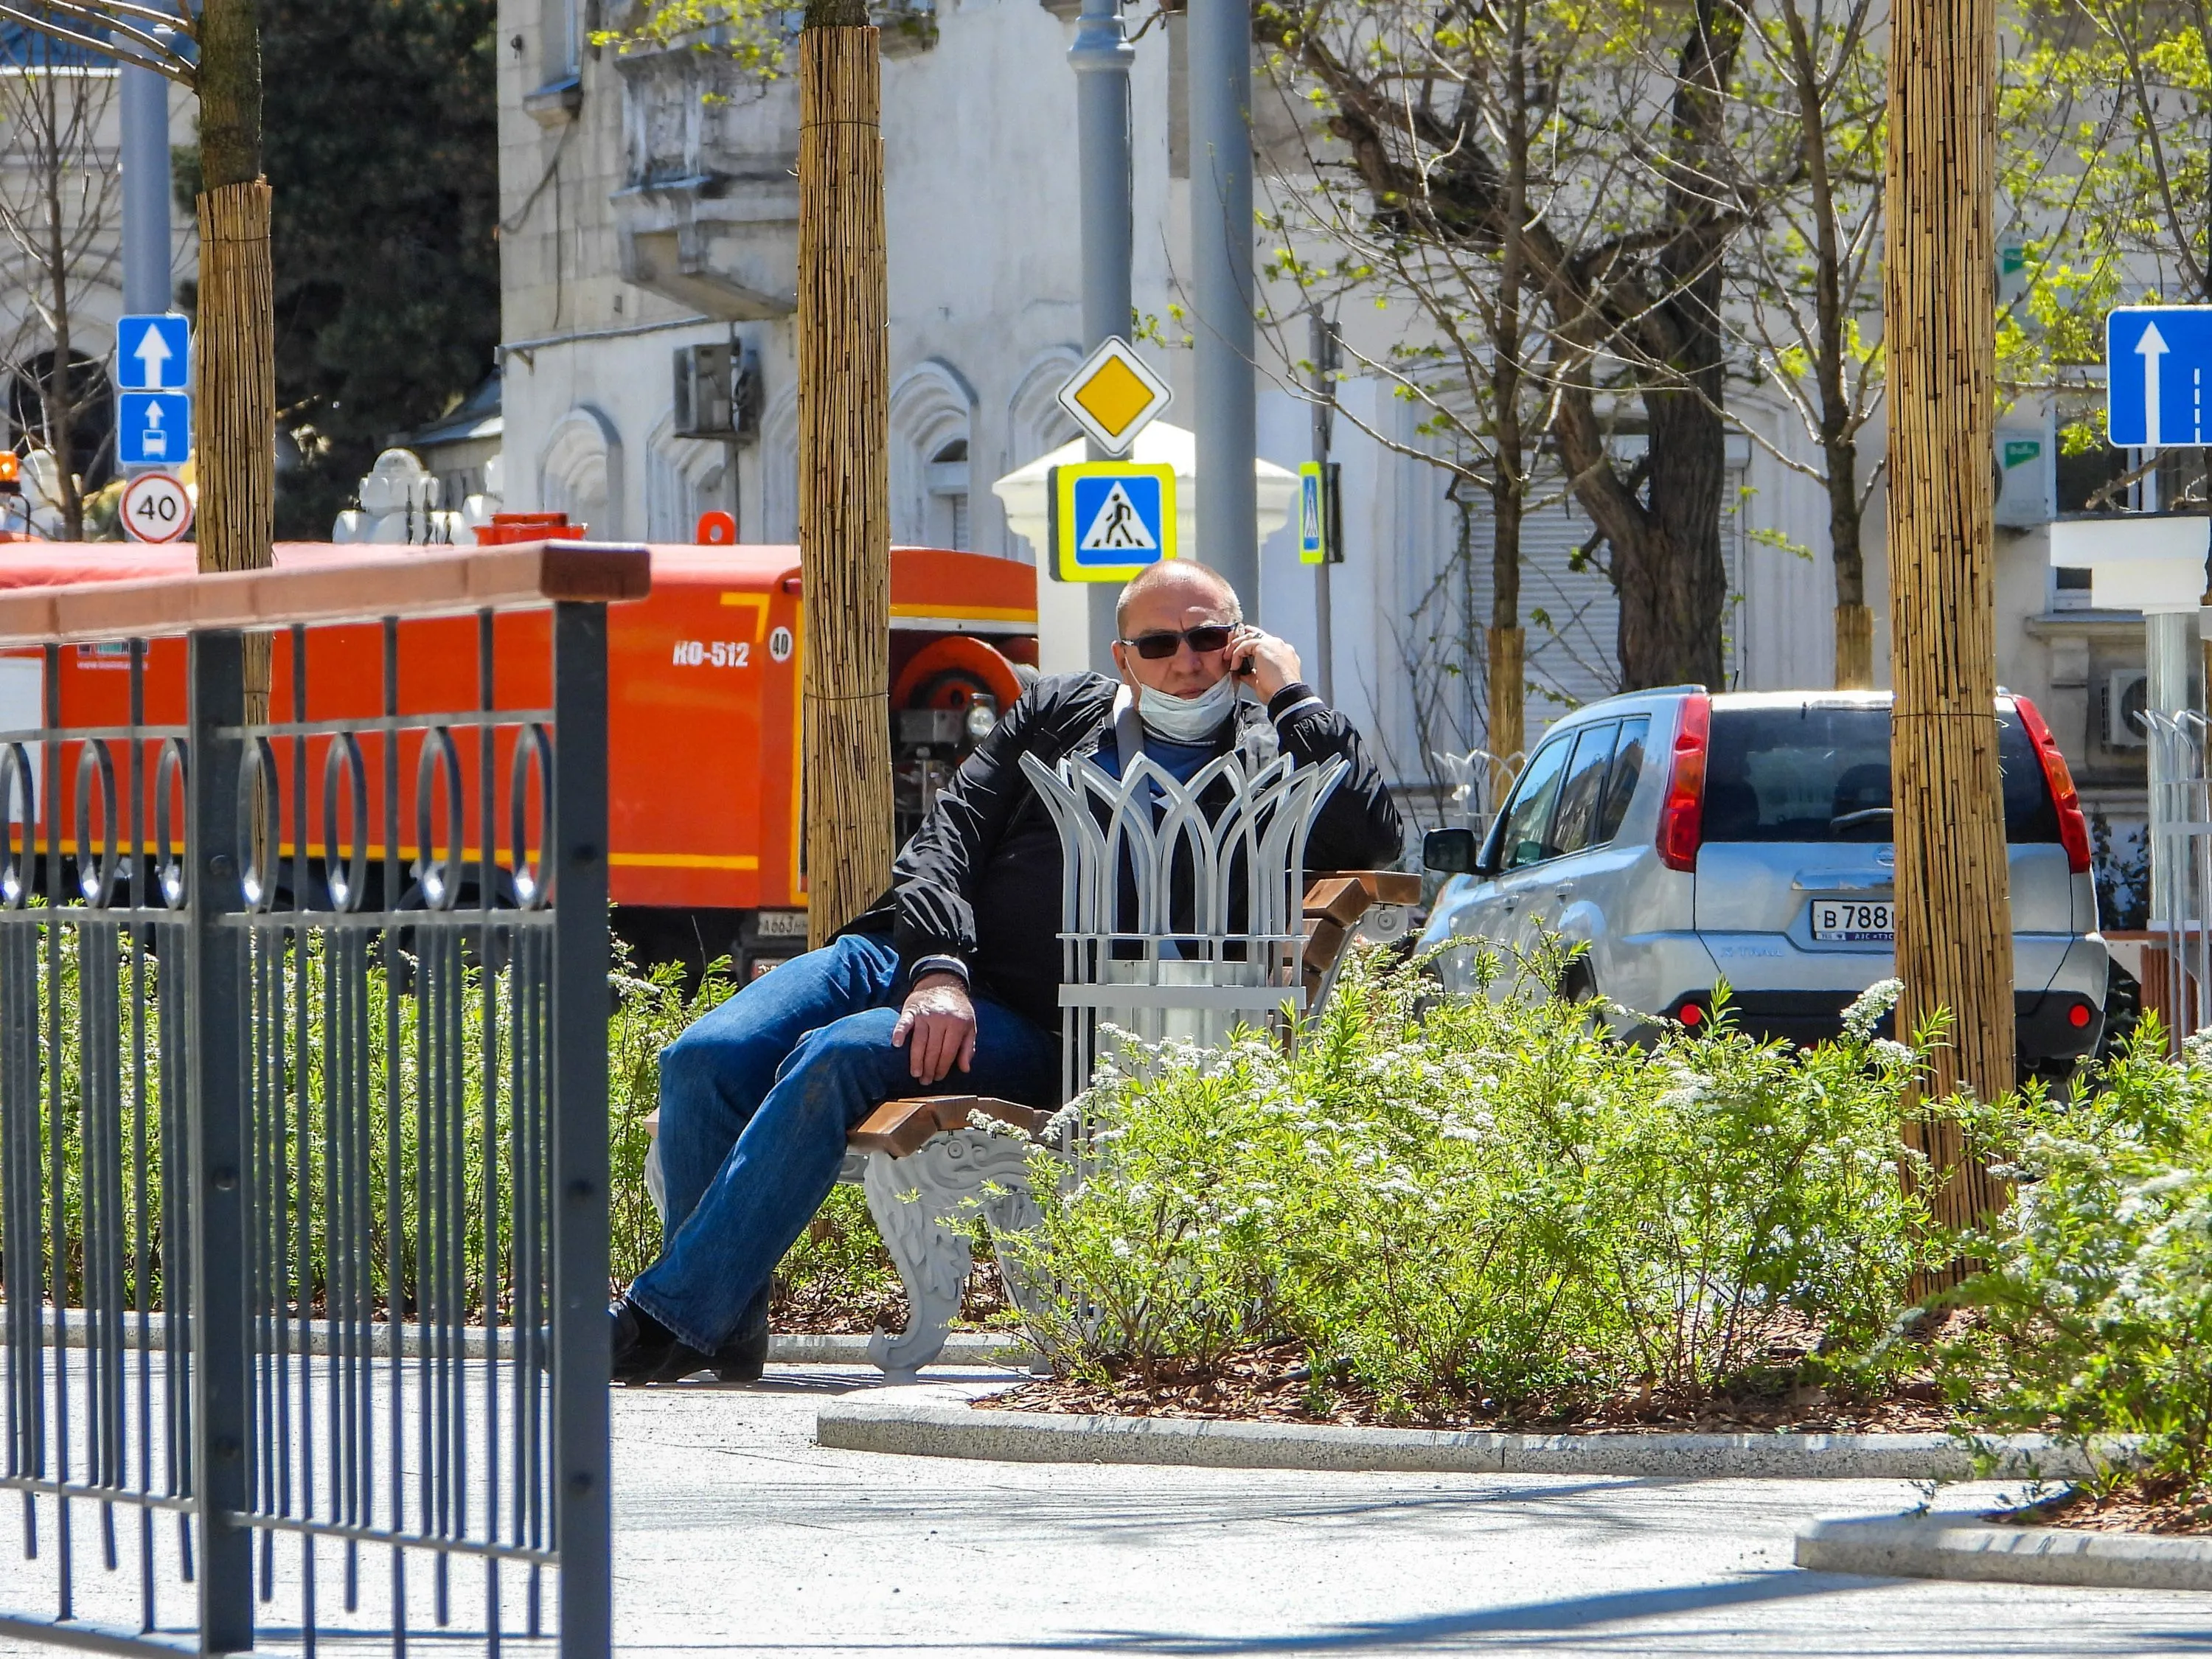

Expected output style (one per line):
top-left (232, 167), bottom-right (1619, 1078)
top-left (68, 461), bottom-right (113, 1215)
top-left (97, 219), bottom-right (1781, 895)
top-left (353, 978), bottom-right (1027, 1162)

top-left (1418, 689), bottom-right (2110, 1069)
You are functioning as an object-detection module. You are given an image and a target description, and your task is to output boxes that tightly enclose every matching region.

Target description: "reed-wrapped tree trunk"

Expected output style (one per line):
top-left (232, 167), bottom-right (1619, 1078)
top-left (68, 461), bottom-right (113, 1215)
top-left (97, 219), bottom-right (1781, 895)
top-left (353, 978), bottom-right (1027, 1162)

top-left (1884, 0), bottom-right (2012, 1262)
top-left (797, 19), bottom-right (894, 947)
top-left (195, 0), bottom-right (274, 715)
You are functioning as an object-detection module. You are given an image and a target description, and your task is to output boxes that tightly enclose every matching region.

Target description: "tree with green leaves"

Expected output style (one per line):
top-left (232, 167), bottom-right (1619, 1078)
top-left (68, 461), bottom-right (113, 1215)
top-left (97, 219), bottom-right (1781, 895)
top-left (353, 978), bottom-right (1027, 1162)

top-left (0, 24), bottom-right (120, 540)
top-left (1716, 0), bottom-right (1886, 687)
top-left (0, 0), bottom-right (271, 623)
top-left (1260, 0), bottom-right (1600, 770)
top-left (1997, 0), bottom-right (2211, 496)
top-left (1265, 0), bottom-right (1747, 693)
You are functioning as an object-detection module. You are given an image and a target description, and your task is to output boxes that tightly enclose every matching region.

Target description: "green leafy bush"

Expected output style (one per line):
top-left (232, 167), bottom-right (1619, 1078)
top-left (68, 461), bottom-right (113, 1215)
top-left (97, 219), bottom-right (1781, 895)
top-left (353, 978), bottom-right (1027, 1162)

top-left (1000, 948), bottom-right (1942, 1413)
top-left (1941, 1022), bottom-right (2212, 1505)
top-left (27, 927), bottom-right (909, 1326)
top-left (607, 950), bottom-right (739, 1284)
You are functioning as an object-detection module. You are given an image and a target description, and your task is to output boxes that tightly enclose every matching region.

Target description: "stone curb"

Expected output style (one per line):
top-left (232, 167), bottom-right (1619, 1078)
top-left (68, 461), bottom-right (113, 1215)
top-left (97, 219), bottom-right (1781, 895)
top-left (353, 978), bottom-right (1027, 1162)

top-left (813, 1398), bottom-right (2093, 1480)
top-left (770, 1332), bottom-right (1032, 1366)
top-left (5, 1309), bottom-right (1034, 1368)
top-left (1796, 1514), bottom-right (2212, 1592)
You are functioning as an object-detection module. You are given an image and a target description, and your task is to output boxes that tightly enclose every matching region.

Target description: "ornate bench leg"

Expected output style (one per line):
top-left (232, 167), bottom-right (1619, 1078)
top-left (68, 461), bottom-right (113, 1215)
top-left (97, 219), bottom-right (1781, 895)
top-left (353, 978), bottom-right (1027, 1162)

top-left (644, 1134), bottom-right (667, 1225)
top-left (861, 1127), bottom-right (1043, 1380)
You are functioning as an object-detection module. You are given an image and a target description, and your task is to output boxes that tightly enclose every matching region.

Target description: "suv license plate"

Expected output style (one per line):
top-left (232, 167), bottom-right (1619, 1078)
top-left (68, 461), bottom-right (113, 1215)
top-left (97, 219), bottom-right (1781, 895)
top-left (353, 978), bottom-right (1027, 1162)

top-left (1811, 900), bottom-right (1893, 943)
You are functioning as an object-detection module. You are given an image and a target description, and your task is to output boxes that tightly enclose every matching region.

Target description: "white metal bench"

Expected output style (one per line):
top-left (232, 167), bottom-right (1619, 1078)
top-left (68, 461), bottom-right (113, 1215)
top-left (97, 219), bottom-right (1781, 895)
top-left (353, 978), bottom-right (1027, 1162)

top-left (846, 746), bottom-right (1413, 1376)
top-left (642, 747), bottom-right (1413, 1378)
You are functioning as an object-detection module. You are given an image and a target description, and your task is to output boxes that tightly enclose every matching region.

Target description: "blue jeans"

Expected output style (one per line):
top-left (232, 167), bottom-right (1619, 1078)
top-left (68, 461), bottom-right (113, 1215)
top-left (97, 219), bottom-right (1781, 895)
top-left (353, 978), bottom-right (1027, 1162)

top-left (627, 932), bottom-right (1057, 1352)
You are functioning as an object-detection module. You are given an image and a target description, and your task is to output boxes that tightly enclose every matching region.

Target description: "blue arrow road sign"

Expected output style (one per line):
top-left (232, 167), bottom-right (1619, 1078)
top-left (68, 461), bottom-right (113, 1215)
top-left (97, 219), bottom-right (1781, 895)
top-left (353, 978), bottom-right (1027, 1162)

top-left (116, 313), bottom-right (190, 392)
top-left (2106, 307), bottom-right (2212, 447)
top-left (117, 392), bottom-right (191, 467)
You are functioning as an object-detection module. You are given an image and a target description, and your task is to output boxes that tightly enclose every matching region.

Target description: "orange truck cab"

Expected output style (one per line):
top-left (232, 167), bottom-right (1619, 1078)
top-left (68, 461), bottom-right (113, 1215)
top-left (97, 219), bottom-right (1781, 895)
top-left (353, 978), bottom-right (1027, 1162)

top-left (0, 541), bottom-right (1039, 978)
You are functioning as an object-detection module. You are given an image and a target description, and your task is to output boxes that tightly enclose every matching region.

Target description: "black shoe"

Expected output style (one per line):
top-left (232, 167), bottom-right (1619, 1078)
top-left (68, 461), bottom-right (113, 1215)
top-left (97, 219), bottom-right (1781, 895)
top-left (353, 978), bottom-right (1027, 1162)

top-left (610, 1295), bottom-right (714, 1385)
top-left (712, 1294), bottom-right (771, 1383)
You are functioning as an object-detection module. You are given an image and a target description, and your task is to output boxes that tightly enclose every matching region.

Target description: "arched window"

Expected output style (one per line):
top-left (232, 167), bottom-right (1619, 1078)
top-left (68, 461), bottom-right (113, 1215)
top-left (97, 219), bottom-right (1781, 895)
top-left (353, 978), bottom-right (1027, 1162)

top-left (539, 406), bottom-right (625, 538)
top-left (758, 383), bottom-right (799, 542)
top-left (647, 416), bottom-right (728, 540)
top-left (999, 349), bottom-right (1084, 560)
top-left (889, 360), bottom-right (975, 548)
top-left (926, 437), bottom-right (969, 550)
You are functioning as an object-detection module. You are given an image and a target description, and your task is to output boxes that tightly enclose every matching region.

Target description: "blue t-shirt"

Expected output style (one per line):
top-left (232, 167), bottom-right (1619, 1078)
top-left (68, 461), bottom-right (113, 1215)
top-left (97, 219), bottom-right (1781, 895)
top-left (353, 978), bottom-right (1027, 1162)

top-left (1103, 728), bottom-right (1218, 785)
top-left (1101, 724), bottom-right (1228, 956)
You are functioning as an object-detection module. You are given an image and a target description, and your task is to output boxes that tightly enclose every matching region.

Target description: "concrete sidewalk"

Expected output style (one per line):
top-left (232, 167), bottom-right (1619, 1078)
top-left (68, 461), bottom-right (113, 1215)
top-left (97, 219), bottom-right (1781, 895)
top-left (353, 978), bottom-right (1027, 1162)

top-left (607, 1365), bottom-right (2208, 1656)
top-left (0, 1362), bottom-right (2197, 1655)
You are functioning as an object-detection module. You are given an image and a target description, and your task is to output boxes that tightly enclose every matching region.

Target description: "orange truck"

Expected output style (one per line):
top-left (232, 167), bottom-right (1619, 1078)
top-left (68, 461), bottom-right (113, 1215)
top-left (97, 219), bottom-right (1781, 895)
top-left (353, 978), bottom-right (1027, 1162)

top-left (0, 541), bottom-right (1040, 976)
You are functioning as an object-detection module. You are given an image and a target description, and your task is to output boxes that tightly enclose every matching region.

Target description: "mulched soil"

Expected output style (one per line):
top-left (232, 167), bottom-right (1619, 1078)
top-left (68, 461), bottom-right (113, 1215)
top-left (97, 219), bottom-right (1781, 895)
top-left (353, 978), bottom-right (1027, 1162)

top-left (770, 1259), bottom-right (1015, 1337)
top-left (972, 1337), bottom-right (1955, 1436)
top-left (1992, 1475), bottom-right (2212, 1537)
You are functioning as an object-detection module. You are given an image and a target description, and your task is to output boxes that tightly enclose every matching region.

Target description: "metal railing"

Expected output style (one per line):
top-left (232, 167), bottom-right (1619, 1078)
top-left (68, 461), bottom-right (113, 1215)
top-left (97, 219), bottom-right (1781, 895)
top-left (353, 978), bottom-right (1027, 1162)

top-left (0, 543), bottom-right (642, 1657)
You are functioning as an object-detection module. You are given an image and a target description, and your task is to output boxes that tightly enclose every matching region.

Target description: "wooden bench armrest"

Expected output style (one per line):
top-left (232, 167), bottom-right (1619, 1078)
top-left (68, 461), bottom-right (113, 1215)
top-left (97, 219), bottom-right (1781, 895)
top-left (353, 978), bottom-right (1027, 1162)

top-left (847, 1094), bottom-right (1052, 1158)
top-left (1301, 870), bottom-right (1420, 987)
top-left (1308, 869), bottom-right (1421, 910)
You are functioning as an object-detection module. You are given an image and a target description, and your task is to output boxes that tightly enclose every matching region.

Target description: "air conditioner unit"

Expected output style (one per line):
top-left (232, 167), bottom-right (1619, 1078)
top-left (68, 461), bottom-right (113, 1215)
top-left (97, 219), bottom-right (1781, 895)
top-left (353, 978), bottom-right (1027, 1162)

top-left (2107, 668), bottom-right (2149, 748)
top-left (672, 343), bottom-right (736, 439)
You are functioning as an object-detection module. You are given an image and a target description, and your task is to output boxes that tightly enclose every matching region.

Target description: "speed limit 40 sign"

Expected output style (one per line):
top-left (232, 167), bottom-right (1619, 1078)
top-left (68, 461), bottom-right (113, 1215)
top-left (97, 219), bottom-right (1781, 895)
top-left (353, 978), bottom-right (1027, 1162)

top-left (122, 471), bottom-right (192, 543)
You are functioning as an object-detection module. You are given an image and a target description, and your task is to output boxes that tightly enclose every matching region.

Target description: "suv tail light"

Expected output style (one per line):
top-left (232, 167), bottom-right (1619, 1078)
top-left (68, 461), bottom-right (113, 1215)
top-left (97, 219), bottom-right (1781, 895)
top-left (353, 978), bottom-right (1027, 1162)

top-left (2012, 693), bottom-right (2092, 874)
top-left (1657, 692), bottom-right (1711, 872)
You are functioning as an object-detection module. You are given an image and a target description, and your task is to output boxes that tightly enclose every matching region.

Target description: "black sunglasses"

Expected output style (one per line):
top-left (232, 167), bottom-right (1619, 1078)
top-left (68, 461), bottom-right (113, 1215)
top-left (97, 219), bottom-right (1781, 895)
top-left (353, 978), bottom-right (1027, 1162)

top-left (1120, 624), bottom-right (1234, 661)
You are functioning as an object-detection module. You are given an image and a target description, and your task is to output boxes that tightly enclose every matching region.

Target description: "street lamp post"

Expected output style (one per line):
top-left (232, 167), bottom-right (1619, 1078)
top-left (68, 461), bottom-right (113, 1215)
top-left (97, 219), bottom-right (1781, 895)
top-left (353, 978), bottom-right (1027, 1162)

top-left (1071, 0), bottom-right (1134, 670)
top-left (1188, 0), bottom-right (1259, 606)
top-left (119, 38), bottom-right (172, 319)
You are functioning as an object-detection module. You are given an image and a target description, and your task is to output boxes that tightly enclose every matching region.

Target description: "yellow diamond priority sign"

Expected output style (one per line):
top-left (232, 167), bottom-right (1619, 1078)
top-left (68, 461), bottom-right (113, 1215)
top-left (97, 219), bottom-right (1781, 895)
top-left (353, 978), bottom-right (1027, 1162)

top-left (1055, 337), bottom-right (1172, 456)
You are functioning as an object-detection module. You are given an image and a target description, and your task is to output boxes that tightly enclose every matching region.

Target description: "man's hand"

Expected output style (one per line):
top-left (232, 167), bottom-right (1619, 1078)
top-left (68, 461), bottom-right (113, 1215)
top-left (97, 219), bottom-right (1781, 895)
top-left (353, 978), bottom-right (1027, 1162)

top-left (891, 971), bottom-right (977, 1085)
top-left (1228, 625), bottom-right (1303, 703)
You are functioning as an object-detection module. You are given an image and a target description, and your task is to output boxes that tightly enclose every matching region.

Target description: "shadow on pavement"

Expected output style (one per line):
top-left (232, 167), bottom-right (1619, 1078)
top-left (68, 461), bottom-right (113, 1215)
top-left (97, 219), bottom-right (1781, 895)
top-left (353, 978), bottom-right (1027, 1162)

top-left (615, 1366), bottom-right (1024, 1397)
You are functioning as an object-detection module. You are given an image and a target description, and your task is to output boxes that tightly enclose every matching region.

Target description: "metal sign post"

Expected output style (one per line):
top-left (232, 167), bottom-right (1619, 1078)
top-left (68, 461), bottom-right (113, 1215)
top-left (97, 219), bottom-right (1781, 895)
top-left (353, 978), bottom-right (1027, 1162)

top-left (1305, 309), bottom-right (1340, 706)
top-left (2103, 309), bottom-right (2212, 1009)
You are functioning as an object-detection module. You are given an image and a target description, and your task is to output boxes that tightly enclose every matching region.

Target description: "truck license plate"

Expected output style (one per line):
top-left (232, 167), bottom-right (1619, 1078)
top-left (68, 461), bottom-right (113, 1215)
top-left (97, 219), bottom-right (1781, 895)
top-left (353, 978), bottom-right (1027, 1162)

top-left (1811, 900), bottom-right (1893, 943)
top-left (754, 910), bottom-right (810, 939)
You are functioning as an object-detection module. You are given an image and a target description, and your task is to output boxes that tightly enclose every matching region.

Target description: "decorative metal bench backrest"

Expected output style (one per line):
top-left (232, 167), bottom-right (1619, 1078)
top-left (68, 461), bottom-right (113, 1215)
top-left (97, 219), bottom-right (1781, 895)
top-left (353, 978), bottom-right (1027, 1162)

top-left (1019, 745), bottom-right (1349, 1104)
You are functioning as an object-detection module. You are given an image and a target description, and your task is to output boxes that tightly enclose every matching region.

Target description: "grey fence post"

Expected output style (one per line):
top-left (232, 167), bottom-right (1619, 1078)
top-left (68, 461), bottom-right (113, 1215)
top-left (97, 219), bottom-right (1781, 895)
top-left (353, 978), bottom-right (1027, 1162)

top-left (550, 601), bottom-right (612, 1658)
top-left (187, 629), bottom-right (254, 1653)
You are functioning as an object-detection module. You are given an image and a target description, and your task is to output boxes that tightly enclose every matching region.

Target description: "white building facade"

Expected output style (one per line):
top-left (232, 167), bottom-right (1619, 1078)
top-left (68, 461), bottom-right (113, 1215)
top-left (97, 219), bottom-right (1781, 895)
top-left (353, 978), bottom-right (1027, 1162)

top-left (494, 0), bottom-right (2129, 842)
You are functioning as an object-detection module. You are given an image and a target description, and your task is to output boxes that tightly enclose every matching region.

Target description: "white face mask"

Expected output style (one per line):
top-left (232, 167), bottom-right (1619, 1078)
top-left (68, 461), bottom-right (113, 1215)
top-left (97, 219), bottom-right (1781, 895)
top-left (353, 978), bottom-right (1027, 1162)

top-left (1136, 673), bottom-right (1241, 743)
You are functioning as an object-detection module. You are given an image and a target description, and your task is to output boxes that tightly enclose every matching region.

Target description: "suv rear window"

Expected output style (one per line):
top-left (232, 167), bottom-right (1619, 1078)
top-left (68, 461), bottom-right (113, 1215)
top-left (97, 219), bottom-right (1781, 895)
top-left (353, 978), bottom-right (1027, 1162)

top-left (1704, 703), bottom-right (2059, 845)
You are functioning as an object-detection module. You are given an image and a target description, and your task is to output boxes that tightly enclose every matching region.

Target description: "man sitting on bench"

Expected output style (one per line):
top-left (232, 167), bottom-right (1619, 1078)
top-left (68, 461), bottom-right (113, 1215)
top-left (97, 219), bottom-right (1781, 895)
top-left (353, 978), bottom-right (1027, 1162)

top-left (610, 559), bottom-right (1402, 1383)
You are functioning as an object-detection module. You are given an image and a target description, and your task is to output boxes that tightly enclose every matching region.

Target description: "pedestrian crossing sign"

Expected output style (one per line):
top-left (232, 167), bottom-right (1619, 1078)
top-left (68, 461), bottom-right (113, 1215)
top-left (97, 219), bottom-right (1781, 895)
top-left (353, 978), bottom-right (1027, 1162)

top-left (1050, 462), bottom-right (1178, 582)
top-left (1298, 462), bottom-right (1326, 564)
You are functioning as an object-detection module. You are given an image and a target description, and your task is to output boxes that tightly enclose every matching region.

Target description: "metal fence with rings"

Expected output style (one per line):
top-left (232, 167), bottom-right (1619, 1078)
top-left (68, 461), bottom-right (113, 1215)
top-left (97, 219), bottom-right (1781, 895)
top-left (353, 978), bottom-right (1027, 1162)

top-left (0, 543), bottom-right (638, 1657)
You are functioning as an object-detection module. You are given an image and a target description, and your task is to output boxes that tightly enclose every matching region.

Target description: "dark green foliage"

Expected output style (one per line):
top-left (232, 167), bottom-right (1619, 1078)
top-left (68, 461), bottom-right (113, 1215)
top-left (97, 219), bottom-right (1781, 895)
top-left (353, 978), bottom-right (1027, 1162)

top-left (241, 0), bottom-right (498, 538)
top-left (1941, 1024), bottom-right (2212, 1508)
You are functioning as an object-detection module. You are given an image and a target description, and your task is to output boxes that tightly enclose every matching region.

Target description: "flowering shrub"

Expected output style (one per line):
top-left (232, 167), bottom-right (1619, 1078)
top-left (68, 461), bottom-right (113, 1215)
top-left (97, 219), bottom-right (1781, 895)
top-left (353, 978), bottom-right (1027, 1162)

top-left (1941, 1023), bottom-right (2212, 1504)
top-left (998, 947), bottom-right (1943, 1412)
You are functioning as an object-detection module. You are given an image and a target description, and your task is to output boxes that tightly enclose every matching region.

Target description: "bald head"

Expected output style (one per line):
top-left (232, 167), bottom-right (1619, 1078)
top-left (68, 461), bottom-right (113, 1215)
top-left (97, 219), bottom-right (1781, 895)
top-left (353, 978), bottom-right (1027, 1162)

top-left (1114, 560), bottom-right (1242, 638)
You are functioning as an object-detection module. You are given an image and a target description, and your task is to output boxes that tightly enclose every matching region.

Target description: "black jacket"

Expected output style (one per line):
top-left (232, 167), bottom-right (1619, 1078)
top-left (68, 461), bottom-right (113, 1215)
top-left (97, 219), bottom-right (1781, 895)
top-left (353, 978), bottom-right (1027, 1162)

top-left (844, 672), bottom-right (1402, 1033)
